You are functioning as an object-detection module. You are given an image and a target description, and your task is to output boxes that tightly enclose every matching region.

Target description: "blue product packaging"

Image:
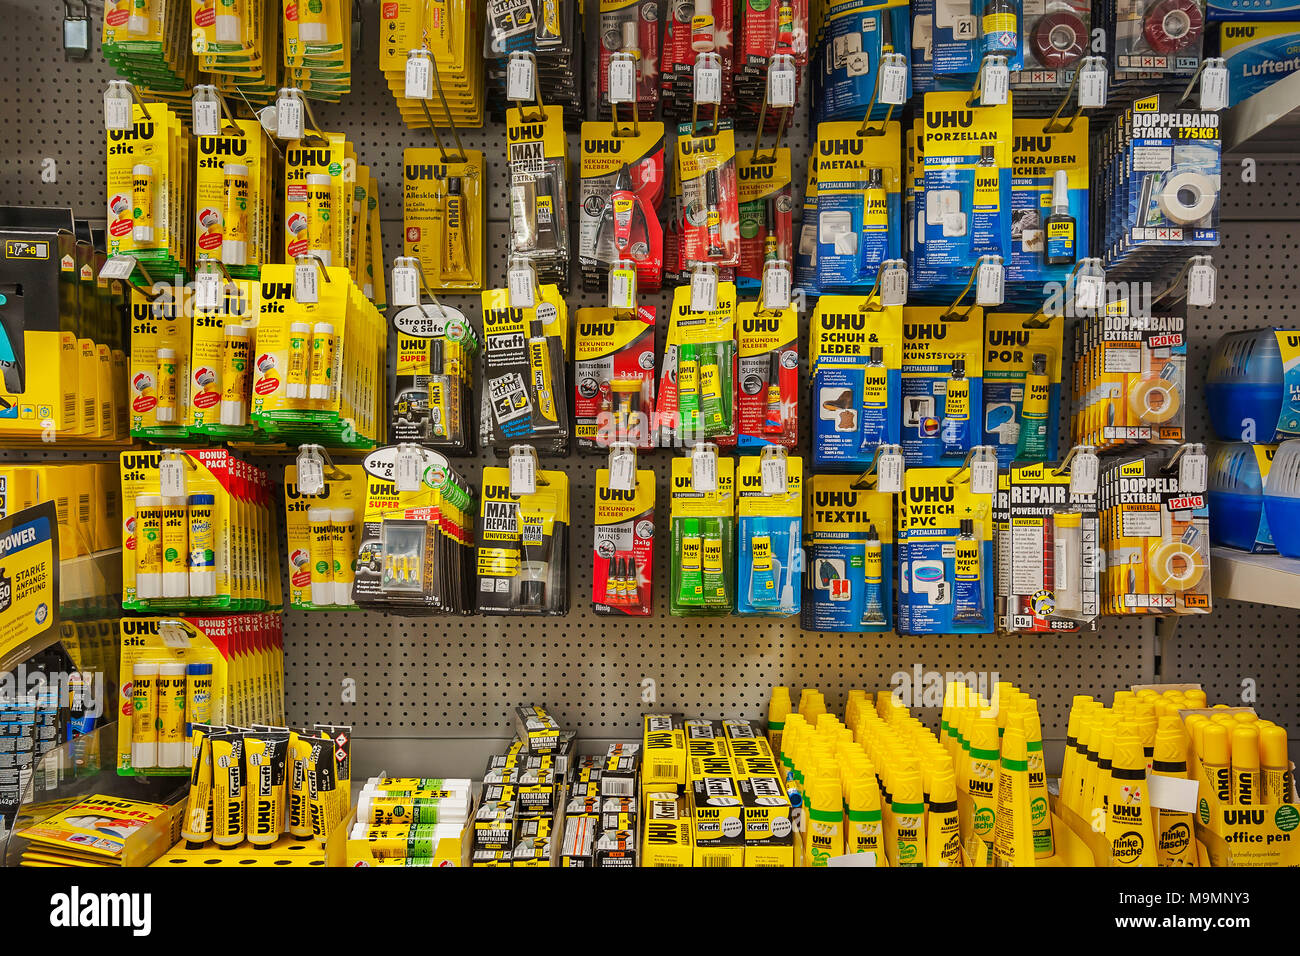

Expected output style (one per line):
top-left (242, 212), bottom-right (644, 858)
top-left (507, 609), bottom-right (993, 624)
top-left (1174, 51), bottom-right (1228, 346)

top-left (1208, 0), bottom-right (1300, 20)
top-left (801, 474), bottom-right (895, 632)
top-left (813, 121), bottom-right (903, 291)
top-left (1220, 22), bottom-right (1300, 105)
top-left (1007, 118), bottom-right (1089, 287)
top-left (981, 311), bottom-right (1064, 466)
top-left (736, 454), bottom-right (804, 616)
top-left (1207, 441), bottom-right (1276, 552)
top-left (812, 0), bottom-right (912, 123)
top-left (901, 307), bottom-right (985, 466)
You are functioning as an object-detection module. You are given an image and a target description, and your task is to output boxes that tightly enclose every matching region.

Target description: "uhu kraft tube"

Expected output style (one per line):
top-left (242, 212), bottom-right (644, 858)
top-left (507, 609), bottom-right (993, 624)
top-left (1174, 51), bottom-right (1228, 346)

top-left (187, 494), bottom-right (217, 597)
top-left (925, 764), bottom-right (964, 866)
top-left (1107, 727), bottom-right (1156, 867)
top-left (221, 163), bottom-right (250, 266)
top-left (528, 318), bottom-right (560, 430)
top-left (306, 173), bottom-right (333, 267)
top-left (308, 507), bottom-right (335, 605)
top-left (182, 725), bottom-right (215, 846)
top-left (134, 494), bottom-right (164, 599)
top-left (1151, 716), bottom-right (1197, 867)
top-left (131, 661), bottom-right (159, 769)
top-left (993, 712), bottom-right (1035, 867)
top-left (307, 736), bottom-right (339, 844)
top-left (308, 322), bottom-right (336, 402)
top-left (245, 732), bottom-right (289, 846)
top-left (132, 163), bottom-right (155, 242)
top-left (155, 348), bottom-right (178, 423)
top-left (210, 731), bottom-right (246, 847)
top-left (286, 321), bottom-right (311, 399)
top-left (186, 662), bottom-right (213, 736)
top-left (161, 496), bottom-right (189, 598)
top-left (1260, 724), bottom-right (1293, 805)
top-left (156, 661), bottom-right (187, 767)
top-left (330, 509), bottom-right (355, 606)
top-left (220, 323), bottom-right (250, 426)
top-left (286, 731), bottom-right (314, 838)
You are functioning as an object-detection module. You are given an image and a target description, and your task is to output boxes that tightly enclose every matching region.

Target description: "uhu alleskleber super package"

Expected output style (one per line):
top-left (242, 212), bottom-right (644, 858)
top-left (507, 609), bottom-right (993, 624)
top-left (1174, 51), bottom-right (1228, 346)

top-left (402, 148), bottom-right (487, 292)
top-left (117, 613), bottom-right (284, 774)
top-left (120, 448), bottom-right (283, 611)
top-left (593, 456), bottom-right (655, 616)
top-left (480, 284), bottom-right (571, 455)
top-left (283, 460), bottom-right (365, 610)
top-left (476, 462), bottom-right (571, 616)
top-left (390, 301), bottom-right (480, 452)
top-left (350, 445), bottom-right (477, 616)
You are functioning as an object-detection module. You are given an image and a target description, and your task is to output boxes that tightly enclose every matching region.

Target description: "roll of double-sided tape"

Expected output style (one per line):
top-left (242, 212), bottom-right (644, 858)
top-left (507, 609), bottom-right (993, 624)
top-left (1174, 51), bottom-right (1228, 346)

top-left (1030, 12), bottom-right (1086, 68)
top-left (1158, 170), bottom-right (1217, 225)
top-left (1128, 376), bottom-right (1182, 423)
top-left (1143, 0), bottom-right (1204, 54)
top-left (1149, 539), bottom-right (1206, 592)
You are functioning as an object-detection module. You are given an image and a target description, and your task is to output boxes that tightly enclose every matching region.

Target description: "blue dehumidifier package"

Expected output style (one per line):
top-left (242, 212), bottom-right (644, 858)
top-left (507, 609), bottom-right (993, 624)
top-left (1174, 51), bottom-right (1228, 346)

top-left (901, 307), bottom-right (984, 466)
top-left (982, 311), bottom-right (1064, 466)
top-left (1208, 0), bottom-right (1300, 20)
top-left (932, 0), bottom-right (1024, 75)
top-left (1007, 118), bottom-right (1088, 286)
top-left (812, 0), bottom-right (912, 123)
top-left (896, 466), bottom-right (995, 634)
top-left (1206, 328), bottom-right (1300, 443)
top-left (1220, 22), bottom-right (1300, 106)
top-left (736, 453), bottom-right (803, 617)
top-left (801, 473), bottom-right (894, 632)
top-left (814, 121), bottom-right (903, 292)
top-left (809, 296), bottom-right (903, 470)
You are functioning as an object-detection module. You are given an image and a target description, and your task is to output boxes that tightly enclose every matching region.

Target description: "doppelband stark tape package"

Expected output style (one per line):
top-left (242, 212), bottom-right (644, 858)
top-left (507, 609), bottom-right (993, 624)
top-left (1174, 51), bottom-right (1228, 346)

top-left (1220, 22), bottom-right (1300, 106)
top-left (801, 473), bottom-right (895, 633)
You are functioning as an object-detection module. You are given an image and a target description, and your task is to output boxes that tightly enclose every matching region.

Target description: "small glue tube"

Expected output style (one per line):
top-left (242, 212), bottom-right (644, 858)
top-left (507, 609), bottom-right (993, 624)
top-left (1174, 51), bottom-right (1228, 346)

top-left (308, 507), bottom-right (336, 605)
top-left (221, 163), bottom-right (250, 266)
top-left (156, 661), bottom-right (188, 767)
top-left (155, 348), bottom-right (178, 423)
top-left (134, 493), bottom-right (164, 599)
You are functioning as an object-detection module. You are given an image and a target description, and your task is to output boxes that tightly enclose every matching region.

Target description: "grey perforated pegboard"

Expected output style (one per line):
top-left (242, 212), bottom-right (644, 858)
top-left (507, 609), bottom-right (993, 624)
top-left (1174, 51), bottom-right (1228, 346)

top-left (2, 0), bottom-right (1298, 779)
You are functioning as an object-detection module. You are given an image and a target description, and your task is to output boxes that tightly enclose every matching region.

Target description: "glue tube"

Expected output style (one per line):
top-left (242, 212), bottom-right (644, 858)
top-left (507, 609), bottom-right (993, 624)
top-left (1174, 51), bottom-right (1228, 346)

top-left (993, 711), bottom-right (1035, 867)
top-left (186, 662), bottom-right (213, 736)
top-left (245, 731), bottom-right (288, 846)
top-left (131, 163), bottom-right (155, 242)
top-left (131, 661), bottom-right (159, 769)
top-left (699, 342), bottom-right (728, 437)
top-left (860, 523), bottom-right (885, 625)
top-left (952, 518), bottom-right (985, 625)
top-left (677, 343), bottom-right (700, 438)
top-left (187, 494), bottom-right (217, 597)
top-left (965, 715), bottom-right (999, 860)
top-left (156, 660), bottom-right (187, 767)
top-left (308, 506), bottom-right (335, 606)
top-left (181, 724), bottom-right (214, 846)
top-left (1201, 721), bottom-right (1233, 806)
top-left (1151, 715), bottom-right (1197, 867)
top-left (748, 517), bottom-right (779, 608)
top-left (210, 730), bottom-right (246, 846)
top-left (286, 731), bottom-right (315, 838)
top-left (1232, 724), bottom-right (1261, 806)
top-left (308, 322), bottom-right (336, 402)
top-left (221, 163), bottom-right (250, 266)
top-left (940, 359), bottom-right (971, 456)
top-left (1016, 353), bottom-right (1050, 460)
top-left (306, 173), bottom-right (333, 267)
top-left (286, 321), bottom-right (312, 399)
top-left (805, 772), bottom-right (844, 866)
top-left (134, 494), bottom-right (164, 599)
top-left (330, 508), bottom-right (356, 607)
top-left (155, 348), bottom-right (178, 423)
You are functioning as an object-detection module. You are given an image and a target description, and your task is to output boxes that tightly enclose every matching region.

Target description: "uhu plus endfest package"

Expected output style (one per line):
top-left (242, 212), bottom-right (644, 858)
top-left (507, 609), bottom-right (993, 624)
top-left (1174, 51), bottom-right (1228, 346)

top-left (283, 462), bottom-right (365, 610)
top-left (352, 446), bottom-right (477, 616)
top-left (658, 282), bottom-right (738, 447)
top-left (574, 306), bottom-right (658, 450)
top-left (402, 148), bottom-right (487, 291)
top-left (480, 284), bottom-right (571, 455)
top-left (507, 106), bottom-right (571, 289)
top-left (736, 147), bottom-right (793, 292)
top-left (897, 466), bottom-right (995, 634)
top-left (813, 121), bottom-right (902, 291)
top-left (477, 466), bottom-right (571, 615)
top-left (736, 453), bottom-right (803, 617)
top-left (901, 307), bottom-right (985, 467)
top-left (993, 462), bottom-right (1099, 634)
top-left (670, 453), bottom-right (736, 616)
top-left (1007, 118), bottom-right (1088, 285)
top-left (736, 300), bottom-right (798, 449)
top-left (982, 312), bottom-right (1064, 467)
top-left (801, 473), bottom-right (894, 633)
top-left (809, 296), bottom-right (903, 470)
top-left (593, 463), bottom-right (656, 616)
top-left (117, 613), bottom-right (285, 775)
top-left (1099, 452), bottom-right (1211, 616)
top-left (578, 122), bottom-right (667, 293)
top-left (675, 123), bottom-right (740, 269)
top-left (391, 302), bottom-right (480, 452)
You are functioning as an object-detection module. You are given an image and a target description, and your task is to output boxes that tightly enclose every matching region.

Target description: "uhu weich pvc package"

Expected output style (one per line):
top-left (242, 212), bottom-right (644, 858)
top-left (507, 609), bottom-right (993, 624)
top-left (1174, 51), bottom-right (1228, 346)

top-left (187, 278), bottom-right (261, 439)
top-left (574, 306), bottom-right (658, 450)
top-left (283, 462), bottom-right (365, 610)
top-left (1007, 118), bottom-right (1088, 285)
top-left (119, 448), bottom-right (283, 611)
top-left (901, 307), bottom-right (985, 466)
top-left (897, 466), bottom-right (995, 634)
top-left (480, 285), bottom-right (571, 455)
top-left (251, 263), bottom-right (387, 448)
top-left (476, 465), bottom-right (571, 615)
top-left (507, 107), bottom-right (571, 289)
top-left (195, 119), bottom-right (273, 275)
top-left (578, 122), bottom-right (667, 293)
top-left (1070, 305), bottom-right (1186, 451)
top-left (670, 453), bottom-right (736, 616)
top-left (129, 286), bottom-right (192, 442)
top-left (402, 148), bottom-right (486, 291)
top-left (736, 300), bottom-right (798, 449)
top-left (982, 311), bottom-right (1064, 466)
top-left (809, 296), bottom-right (903, 470)
top-left (592, 463), bottom-right (656, 616)
top-left (352, 445), bottom-right (477, 615)
top-left (993, 462), bottom-right (1099, 633)
top-left (658, 283), bottom-right (737, 448)
top-left (1099, 452), bottom-right (1212, 616)
top-left (735, 146), bottom-right (793, 292)
top-left (736, 453), bottom-right (803, 617)
top-left (675, 122), bottom-right (741, 269)
top-left (106, 102), bottom-right (190, 277)
top-left (810, 0), bottom-right (909, 124)
top-left (814, 121), bottom-right (902, 291)
top-left (801, 473), bottom-right (895, 633)
top-left (117, 613), bottom-right (285, 775)
top-left (391, 302), bottom-right (480, 452)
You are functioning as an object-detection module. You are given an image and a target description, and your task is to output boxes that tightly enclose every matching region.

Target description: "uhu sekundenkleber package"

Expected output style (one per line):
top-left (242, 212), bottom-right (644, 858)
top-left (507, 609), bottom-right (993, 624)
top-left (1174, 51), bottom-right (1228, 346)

top-left (480, 286), bottom-right (571, 456)
top-left (593, 465), bottom-right (655, 616)
top-left (578, 122), bottom-right (666, 293)
top-left (391, 303), bottom-right (480, 452)
top-left (476, 466), bottom-right (571, 616)
top-left (736, 301), bottom-right (798, 449)
top-left (736, 147), bottom-right (794, 292)
top-left (574, 306), bottom-right (657, 450)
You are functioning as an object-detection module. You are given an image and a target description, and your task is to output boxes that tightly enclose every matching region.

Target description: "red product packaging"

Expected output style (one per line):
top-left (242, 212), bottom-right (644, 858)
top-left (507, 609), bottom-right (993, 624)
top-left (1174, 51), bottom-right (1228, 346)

top-left (736, 146), bottom-right (793, 288)
top-left (596, 0), bottom-right (661, 117)
top-left (675, 123), bottom-right (741, 268)
top-left (735, 300), bottom-right (797, 449)
top-left (593, 463), bottom-right (656, 615)
top-left (662, 0), bottom-right (735, 121)
top-left (574, 306), bottom-right (658, 450)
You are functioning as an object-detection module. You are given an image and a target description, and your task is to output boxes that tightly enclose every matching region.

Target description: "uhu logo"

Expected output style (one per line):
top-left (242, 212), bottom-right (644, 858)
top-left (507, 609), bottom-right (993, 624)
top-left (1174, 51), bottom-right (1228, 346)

top-left (1286, 335), bottom-right (1300, 349)
top-left (814, 490), bottom-right (860, 508)
top-left (108, 123), bottom-right (155, 141)
top-left (287, 147), bottom-right (331, 166)
top-left (1013, 135), bottom-right (1053, 154)
top-left (132, 304), bottom-right (155, 321)
top-left (199, 137), bottom-right (249, 157)
top-left (262, 281), bottom-right (294, 301)
top-left (583, 140), bottom-right (622, 154)
top-left (904, 323), bottom-right (947, 341)
top-left (509, 123), bottom-right (546, 142)
top-left (487, 307), bottom-right (526, 322)
top-left (680, 137), bottom-right (717, 154)
top-left (1225, 809), bottom-right (1265, 825)
top-left (1224, 26), bottom-right (1256, 37)
top-left (819, 312), bottom-right (869, 331)
top-left (405, 164), bottom-right (449, 181)
top-left (926, 110), bottom-right (974, 129)
top-left (120, 617), bottom-right (159, 636)
top-left (285, 482), bottom-right (331, 501)
top-left (742, 317), bottom-right (781, 334)
top-left (598, 486), bottom-right (636, 502)
top-left (818, 139), bottom-right (863, 156)
top-left (121, 452), bottom-right (162, 471)
top-left (989, 329), bottom-right (1030, 347)
top-left (908, 485), bottom-right (955, 503)
top-left (1114, 803), bottom-right (1143, 820)
top-left (739, 163), bottom-right (774, 180)
top-left (969, 779), bottom-right (994, 795)
top-left (647, 821), bottom-right (679, 843)
top-left (578, 321), bottom-right (616, 338)
top-left (483, 483), bottom-right (515, 501)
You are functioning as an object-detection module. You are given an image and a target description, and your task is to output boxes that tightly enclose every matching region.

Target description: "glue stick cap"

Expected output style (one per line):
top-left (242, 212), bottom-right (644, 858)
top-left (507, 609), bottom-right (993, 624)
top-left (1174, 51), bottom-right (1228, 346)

top-left (157, 661), bottom-right (188, 767)
top-left (131, 661), bottom-right (160, 769)
top-left (1260, 724), bottom-right (1289, 769)
top-left (1202, 722), bottom-right (1230, 765)
top-left (298, 12), bottom-right (328, 41)
top-left (683, 517), bottom-right (700, 537)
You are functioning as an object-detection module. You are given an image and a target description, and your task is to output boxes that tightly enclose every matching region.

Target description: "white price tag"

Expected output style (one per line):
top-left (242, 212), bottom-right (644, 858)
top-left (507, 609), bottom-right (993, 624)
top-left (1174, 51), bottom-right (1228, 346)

top-left (193, 98), bottom-right (220, 137)
top-left (507, 55), bottom-right (535, 102)
top-left (879, 55), bottom-right (908, 105)
top-left (391, 264), bottom-right (419, 307)
top-left (104, 88), bottom-right (131, 130)
top-left (1200, 61), bottom-right (1229, 111)
top-left (294, 261), bottom-right (319, 303)
top-left (975, 259), bottom-right (1004, 306)
top-left (609, 450), bottom-right (637, 491)
top-left (695, 60), bottom-right (722, 104)
top-left (1179, 449), bottom-right (1208, 495)
top-left (508, 266), bottom-right (536, 308)
top-left (295, 450), bottom-right (325, 495)
top-left (1188, 260), bottom-right (1216, 307)
top-left (1078, 60), bottom-right (1107, 109)
top-left (510, 451), bottom-right (537, 496)
top-left (195, 271), bottom-right (221, 311)
top-left (971, 457), bottom-right (997, 496)
top-left (609, 57), bottom-right (637, 104)
top-left (1069, 451), bottom-right (1099, 497)
top-left (981, 57), bottom-right (1009, 105)
top-left (691, 269), bottom-right (718, 312)
top-left (763, 264), bottom-right (791, 310)
top-left (609, 270), bottom-right (635, 310)
top-left (761, 454), bottom-right (788, 495)
top-left (257, 105), bottom-right (278, 136)
top-left (768, 64), bottom-right (796, 108)
top-left (880, 262), bottom-right (908, 307)
top-left (395, 447), bottom-right (423, 492)
top-left (160, 457), bottom-right (186, 498)
top-left (99, 255), bottom-right (136, 281)
top-left (405, 54), bottom-right (433, 100)
top-left (1148, 773), bottom-right (1200, 813)
top-left (877, 449), bottom-right (904, 493)
top-left (691, 447), bottom-right (718, 491)
top-left (276, 93), bottom-right (304, 140)
top-left (1074, 272), bottom-right (1103, 312)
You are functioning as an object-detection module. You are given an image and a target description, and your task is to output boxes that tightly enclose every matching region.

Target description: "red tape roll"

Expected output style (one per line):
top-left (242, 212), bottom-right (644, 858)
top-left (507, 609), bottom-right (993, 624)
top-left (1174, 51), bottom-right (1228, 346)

top-left (1030, 11), bottom-right (1086, 69)
top-left (1143, 0), bottom-right (1204, 54)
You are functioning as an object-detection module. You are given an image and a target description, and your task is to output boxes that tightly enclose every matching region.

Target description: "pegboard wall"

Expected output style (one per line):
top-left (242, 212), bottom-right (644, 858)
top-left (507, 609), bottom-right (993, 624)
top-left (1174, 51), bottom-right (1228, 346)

top-left (2, 0), bottom-right (1298, 777)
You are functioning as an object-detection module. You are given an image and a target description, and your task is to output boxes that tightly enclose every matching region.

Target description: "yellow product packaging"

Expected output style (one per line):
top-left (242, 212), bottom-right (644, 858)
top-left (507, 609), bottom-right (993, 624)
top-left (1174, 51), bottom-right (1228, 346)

top-left (658, 281), bottom-right (738, 447)
top-left (402, 148), bottom-right (485, 291)
top-left (668, 453), bottom-right (736, 616)
top-left (642, 793), bottom-right (694, 867)
top-left (194, 120), bottom-right (269, 273)
top-left (592, 465), bottom-right (656, 616)
top-left (129, 286), bottom-right (192, 441)
top-left (475, 465), bottom-right (571, 616)
top-left (284, 133), bottom-right (349, 266)
top-left (642, 714), bottom-right (687, 790)
top-left (188, 278), bottom-right (260, 438)
top-left (105, 103), bottom-right (183, 265)
top-left (733, 747), bottom-right (795, 866)
top-left (367, 189), bottom-right (386, 307)
top-left (190, 0), bottom-right (260, 57)
top-left (283, 461), bottom-right (365, 609)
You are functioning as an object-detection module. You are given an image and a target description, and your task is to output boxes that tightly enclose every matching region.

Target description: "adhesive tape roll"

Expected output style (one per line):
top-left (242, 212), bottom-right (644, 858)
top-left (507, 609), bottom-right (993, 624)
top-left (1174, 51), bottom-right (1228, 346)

top-left (1143, 0), bottom-right (1204, 54)
top-left (1158, 170), bottom-right (1217, 225)
top-left (1030, 12), bottom-right (1086, 68)
top-left (1128, 376), bottom-right (1182, 424)
top-left (1149, 540), bottom-right (1205, 592)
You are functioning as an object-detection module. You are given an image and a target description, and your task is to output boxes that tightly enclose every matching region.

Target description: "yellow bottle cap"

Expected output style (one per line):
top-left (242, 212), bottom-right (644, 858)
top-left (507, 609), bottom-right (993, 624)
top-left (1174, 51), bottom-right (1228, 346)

top-left (1202, 722), bottom-right (1230, 765)
top-left (1153, 715), bottom-right (1187, 764)
top-left (1001, 712), bottom-right (1028, 762)
top-left (927, 765), bottom-right (958, 803)
top-left (1259, 725), bottom-right (1289, 769)
top-left (1112, 732), bottom-right (1146, 773)
top-left (1231, 725), bottom-right (1260, 771)
top-left (1211, 713), bottom-right (1236, 726)
top-left (849, 774), bottom-right (881, 812)
top-left (1113, 690), bottom-right (1134, 708)
top-left (769, 686), bottom-right (792, 721)
top-left (892, 765), bottom-right (923, 805)
top-left (1184, 689), bottom-right (1208, 709)
top-left (969, 716), bottom-right (999, 755)
top-left (1233, 710), bottom-right (1259, 723)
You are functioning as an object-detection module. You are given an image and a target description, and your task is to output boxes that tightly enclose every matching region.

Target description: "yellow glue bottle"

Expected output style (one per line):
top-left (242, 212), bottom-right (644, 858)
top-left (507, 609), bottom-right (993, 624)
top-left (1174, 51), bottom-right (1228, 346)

top-left (1232, 724), bottom-right (1261, 806)
top-left (1151, 715), bottom-right (1197, 867)
top-left (925, 763), bottom-right (964, 866)
top-left (1260, 724), bottom-right (1293, 805)
top-left (806, 772), bottom-right (843, 866)
top-left (131, 660), bottom-right (159, 769)
top-left (1021, 706), bottom-right (1055, 858)
top-left (768, 686), bottom-right (791, 757)
top-left (966, 716), bottom-right (999, 857)
top-left (1106, 728), bottom-right (1157, 866)
top-left (993, 711), bottom-right (1035, 867)
top-left (890, 764), bottom-right (926, 867)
